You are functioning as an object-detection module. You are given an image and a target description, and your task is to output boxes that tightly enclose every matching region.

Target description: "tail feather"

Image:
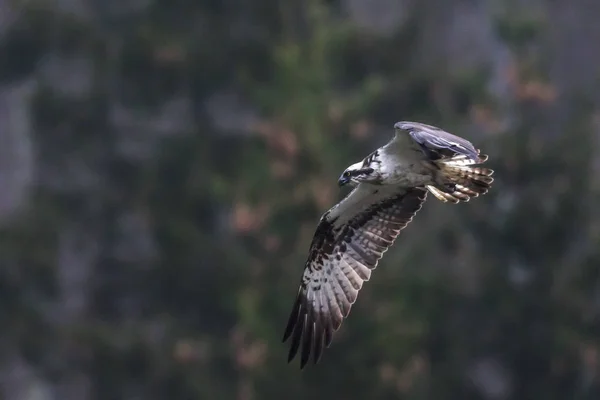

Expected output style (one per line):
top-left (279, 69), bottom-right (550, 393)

top-left (442, 153), bottom-right (489, 166)
top-left (428, 153), bottom-right (494, 203)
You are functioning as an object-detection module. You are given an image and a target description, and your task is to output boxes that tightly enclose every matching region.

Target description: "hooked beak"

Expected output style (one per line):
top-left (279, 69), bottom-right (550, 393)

top-left (338, 174), bottom-right (350, 187)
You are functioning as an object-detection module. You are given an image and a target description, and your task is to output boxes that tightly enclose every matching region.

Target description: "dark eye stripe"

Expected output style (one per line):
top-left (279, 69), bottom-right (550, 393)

top-left (345, 168), bottom-right (374, 178)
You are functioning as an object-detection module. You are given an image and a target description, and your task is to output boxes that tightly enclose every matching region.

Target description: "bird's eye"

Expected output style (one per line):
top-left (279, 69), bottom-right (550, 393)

top-left (344, 171), bottom-right (351, 177)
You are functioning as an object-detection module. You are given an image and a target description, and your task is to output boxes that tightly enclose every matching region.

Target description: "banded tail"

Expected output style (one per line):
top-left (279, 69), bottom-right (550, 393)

top-left (427, 154), bottom-right (494, 203)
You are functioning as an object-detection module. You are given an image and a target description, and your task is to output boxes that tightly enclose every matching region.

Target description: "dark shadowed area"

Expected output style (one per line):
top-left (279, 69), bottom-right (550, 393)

top-left (1, 0), bottom-right (600, 399)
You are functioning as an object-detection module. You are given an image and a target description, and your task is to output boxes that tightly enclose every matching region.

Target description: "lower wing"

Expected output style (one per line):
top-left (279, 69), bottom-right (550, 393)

top-left (283, 186), bottom-right (428, 368)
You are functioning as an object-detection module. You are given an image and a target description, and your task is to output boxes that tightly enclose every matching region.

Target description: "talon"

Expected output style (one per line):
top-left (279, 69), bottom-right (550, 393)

top-left (444, 183), bottom-right (456, 193)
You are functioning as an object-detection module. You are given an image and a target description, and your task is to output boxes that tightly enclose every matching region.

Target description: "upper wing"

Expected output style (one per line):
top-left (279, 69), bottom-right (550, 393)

top-left (394, 121), bottom-right (481, 161)
top-left (282, 185), bottom-right (428, 368)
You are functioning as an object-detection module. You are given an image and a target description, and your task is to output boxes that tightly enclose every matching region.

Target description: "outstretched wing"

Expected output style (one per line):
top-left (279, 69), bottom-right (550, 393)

top-left (282, 185), bottom-right (428, 369)
top-left (394, 121), bottom-right (480, 161)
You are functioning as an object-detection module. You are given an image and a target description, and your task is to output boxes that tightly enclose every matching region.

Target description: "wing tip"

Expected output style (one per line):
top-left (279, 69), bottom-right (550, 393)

top-left (395, 121), bottom-right (483, 161)
top-left (283, 298), bottom-right (330, 369)
top-left (282, 292), bottom-right (302, 343)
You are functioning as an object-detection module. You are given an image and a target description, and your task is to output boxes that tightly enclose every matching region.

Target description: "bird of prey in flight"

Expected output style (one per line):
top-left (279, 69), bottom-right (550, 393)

top-left (282, 121), bottom-right (494, 369)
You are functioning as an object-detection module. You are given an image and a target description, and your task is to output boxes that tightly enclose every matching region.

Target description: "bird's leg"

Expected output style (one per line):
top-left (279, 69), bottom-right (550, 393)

top-left (431, 167), bottom-right (456, 193)
top-left (420, 161), bottom-right (454, 192)
top-left (442, 182), bottom-right (457, 193)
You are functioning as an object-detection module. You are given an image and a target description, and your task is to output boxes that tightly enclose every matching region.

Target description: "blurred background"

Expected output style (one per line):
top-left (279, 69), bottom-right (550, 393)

top-left (1, 0), bottom-right (600, 399)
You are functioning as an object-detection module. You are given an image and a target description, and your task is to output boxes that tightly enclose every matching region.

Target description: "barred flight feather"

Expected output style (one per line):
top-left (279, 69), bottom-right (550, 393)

top-left (282, 186), bottom-right (427, 368)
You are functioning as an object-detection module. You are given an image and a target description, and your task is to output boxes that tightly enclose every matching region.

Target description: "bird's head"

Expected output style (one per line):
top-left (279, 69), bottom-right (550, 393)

top-left (338, 161), bottom-right (375, 187)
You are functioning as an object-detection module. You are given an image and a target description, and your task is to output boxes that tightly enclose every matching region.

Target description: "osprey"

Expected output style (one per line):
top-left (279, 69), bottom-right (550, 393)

top-left (282, 121), bottom-right (494, 369)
